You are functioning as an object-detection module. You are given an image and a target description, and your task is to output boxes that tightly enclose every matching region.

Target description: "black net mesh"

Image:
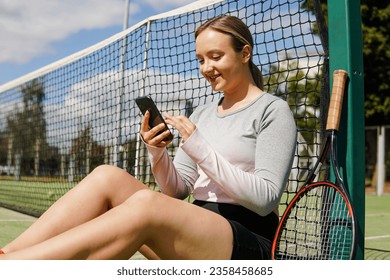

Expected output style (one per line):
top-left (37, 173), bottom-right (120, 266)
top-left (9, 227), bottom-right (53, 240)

top-left (0, 0), bottom-right (326, 216)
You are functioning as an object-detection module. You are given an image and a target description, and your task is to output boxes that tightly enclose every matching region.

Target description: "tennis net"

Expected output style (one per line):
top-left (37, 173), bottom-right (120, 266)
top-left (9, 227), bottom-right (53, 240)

top-left (0, 0), bottom-right (326, 216)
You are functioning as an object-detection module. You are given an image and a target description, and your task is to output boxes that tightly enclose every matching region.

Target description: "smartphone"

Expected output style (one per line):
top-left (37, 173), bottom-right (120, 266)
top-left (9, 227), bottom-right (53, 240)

top-left (135, 96), bottom-right (173, 141)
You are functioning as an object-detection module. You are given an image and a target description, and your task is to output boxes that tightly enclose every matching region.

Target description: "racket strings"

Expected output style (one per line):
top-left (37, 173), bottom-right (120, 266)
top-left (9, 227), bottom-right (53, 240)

top-left (275, 184), bottom-right (354, 260)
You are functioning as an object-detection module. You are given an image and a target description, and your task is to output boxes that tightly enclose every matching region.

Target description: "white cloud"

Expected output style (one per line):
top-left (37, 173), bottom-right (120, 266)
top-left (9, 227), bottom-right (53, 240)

top-left (142, 0), bottom-right (195, 11)
top-left (43, 68), bottom-right (209, 151)
top-left (0, 0), bottom-right (130, 64)
top-left (0, 0), bottom-right (197, 65)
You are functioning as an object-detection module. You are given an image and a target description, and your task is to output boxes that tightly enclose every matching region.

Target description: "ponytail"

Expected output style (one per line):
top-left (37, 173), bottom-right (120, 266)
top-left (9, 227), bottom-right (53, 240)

top-left (250, 60), bottom-right (264, 90)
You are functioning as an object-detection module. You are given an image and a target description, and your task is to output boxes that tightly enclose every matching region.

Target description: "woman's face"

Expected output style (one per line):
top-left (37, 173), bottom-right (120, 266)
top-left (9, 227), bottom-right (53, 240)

top-left (195, 28), bottom-right (249, 94)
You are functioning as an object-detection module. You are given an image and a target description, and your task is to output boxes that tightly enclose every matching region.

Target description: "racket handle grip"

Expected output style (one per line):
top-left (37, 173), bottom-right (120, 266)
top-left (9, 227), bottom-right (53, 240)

top-left (326, 69), bottom-right (348, 131)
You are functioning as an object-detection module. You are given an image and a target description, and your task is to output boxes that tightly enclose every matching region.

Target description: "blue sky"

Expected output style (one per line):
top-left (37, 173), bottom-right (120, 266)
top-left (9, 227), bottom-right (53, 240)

top-left (0, 0), bottom-right (195, 86)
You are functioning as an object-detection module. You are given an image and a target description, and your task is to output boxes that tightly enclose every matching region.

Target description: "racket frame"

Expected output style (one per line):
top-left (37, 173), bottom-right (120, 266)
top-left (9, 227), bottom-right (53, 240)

top-left (271, 70), bottom-right (357, 260)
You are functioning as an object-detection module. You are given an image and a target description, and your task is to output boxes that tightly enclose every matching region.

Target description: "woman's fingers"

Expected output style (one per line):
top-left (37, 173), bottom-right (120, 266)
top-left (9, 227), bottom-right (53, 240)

top-left (164, 114), bottom-right (196, 142)
top-left (140, 111), bottom-right (196, 145)
top-left (140, 111), bottom-right (151, 141)
top-left (140, 111), bottom-right (172, 147)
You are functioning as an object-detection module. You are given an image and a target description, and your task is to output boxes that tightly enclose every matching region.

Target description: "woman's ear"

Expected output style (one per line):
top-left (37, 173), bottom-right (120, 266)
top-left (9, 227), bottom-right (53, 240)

top-left (241, 45), bottom-right (252, 64)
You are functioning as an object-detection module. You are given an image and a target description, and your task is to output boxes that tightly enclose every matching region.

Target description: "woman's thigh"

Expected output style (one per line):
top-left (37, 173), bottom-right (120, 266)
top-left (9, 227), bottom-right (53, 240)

top-left (125, 190), bottom-right (234, 260)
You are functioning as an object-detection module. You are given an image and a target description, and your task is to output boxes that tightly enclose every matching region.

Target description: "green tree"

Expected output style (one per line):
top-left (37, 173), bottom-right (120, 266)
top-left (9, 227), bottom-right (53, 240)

top-left (303, 0), bottom-right (390, 125)
top-left (361, 1), bottom-right (390, 125)
top-left (0, 131), bottom-right (8, 166)
top-left (265, 59), bottom-right (321, 145)
top-left (69, 124), bottom-right (105, 179)
top-left (6, 78), bottom-right (46, 177)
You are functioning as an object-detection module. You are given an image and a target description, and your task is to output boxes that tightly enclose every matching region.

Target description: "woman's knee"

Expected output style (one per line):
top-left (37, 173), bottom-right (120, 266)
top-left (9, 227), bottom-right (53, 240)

top-left (84, 165), bottom-right (143, 204)
top-left (123, 189), bottom-right (159, 209)
top-left (122, 189), bottom-right (163, 224)
top-left (90, 164), bottom-right (127, 179)
top-left (88, 165), bottom-right (135, 187)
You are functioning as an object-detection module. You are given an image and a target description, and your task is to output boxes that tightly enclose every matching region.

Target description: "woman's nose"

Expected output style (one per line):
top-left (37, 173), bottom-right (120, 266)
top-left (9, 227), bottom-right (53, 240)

top-left (203, 60), bottom-right (214, 74)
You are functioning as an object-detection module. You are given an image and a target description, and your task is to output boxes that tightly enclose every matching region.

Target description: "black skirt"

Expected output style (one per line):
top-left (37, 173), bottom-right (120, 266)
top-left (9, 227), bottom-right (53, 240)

top-left (193, 200), bottom-right (279, 260)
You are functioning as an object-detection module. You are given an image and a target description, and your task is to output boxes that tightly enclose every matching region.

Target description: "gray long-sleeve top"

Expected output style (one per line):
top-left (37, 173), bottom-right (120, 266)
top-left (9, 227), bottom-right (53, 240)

top-left (146, 93), bottom-right (297, 216)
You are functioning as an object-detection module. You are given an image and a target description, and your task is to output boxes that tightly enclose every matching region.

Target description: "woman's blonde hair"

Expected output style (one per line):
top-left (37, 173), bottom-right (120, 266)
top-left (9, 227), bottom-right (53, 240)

top-left (195, 15), bottom-right (264, 90)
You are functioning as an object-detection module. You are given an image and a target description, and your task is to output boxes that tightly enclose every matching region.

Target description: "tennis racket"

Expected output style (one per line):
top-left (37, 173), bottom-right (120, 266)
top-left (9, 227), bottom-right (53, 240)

top-left (271, 69), bottom-right (357, 260)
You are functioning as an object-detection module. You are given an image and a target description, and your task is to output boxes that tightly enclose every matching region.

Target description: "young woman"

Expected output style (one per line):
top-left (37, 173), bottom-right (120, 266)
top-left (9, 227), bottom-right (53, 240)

top-left (0, 15), bottom-right (296, 260)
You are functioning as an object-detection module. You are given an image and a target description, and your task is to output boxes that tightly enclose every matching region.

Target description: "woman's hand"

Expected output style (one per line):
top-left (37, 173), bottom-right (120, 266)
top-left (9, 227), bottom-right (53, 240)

top-left (164, 113), bottom-right (196, 142)
top-left (140, 111), bottom-right (173, 148)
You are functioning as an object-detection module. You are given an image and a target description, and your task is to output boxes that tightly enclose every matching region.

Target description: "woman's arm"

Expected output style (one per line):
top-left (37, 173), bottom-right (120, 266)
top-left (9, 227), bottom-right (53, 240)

top-left (179, 101), bottom-right (297, 216)
top-left (140, 110), bottom-right (194, 199)
top-left (144, 143), bottom-right (195, 199)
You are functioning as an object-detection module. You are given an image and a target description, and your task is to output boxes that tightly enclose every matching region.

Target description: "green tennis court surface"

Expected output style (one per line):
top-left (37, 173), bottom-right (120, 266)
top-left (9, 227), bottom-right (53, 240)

top-left (364, 195), bottom-right (390, 259)
top-left (1, 194), bottom-right (389, 260)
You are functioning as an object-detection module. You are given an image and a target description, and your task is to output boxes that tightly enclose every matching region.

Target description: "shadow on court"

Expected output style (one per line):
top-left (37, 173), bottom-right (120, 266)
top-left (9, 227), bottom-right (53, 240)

top-left (365, 248), bottom-right (390, 260)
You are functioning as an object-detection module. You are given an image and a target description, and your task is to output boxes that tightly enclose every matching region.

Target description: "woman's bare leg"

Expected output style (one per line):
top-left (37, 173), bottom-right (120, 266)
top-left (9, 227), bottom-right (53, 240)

top-left (1, 165), bottom-right (147, 253)
top-left (0, 189), bottom-right (233, 260)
